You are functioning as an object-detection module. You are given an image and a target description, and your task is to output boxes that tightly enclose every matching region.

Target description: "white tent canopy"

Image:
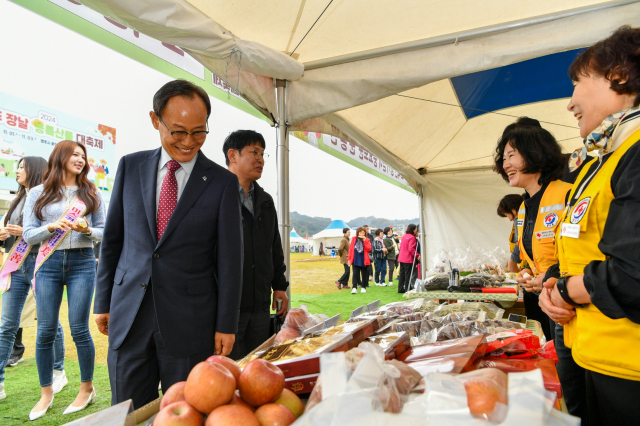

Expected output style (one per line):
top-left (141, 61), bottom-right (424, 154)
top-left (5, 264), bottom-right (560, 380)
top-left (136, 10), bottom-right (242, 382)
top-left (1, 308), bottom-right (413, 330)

top-left (77, 0), bottom-right (640, 267)
top-left (312, 220), bottom-right (349, 256)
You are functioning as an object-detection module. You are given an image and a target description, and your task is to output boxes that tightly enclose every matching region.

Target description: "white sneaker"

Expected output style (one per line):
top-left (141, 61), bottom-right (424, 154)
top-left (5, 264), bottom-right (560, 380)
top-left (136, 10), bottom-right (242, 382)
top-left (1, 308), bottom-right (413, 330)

top-left (52, 370), bottom-right (68, 394)
top-left (374, 282), bottom-right (382, 286)
top-left (380, 282), bottom-right (388, 286)
top-left (360, 288), bottom-right (367, 294)
top-left (0, 382), bottom-right (5, 400)
top-left (351, 288), bottom-right (357, 294)
top-left (388, 281), bottom-right (394, 286)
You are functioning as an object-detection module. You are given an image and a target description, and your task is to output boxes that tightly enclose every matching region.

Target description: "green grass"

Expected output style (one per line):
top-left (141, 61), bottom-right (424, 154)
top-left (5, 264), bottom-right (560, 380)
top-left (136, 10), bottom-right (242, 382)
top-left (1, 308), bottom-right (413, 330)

top-left (290, 278), bottom-right (405, 319)
top-left (0, 359), bottom-right (112, 426)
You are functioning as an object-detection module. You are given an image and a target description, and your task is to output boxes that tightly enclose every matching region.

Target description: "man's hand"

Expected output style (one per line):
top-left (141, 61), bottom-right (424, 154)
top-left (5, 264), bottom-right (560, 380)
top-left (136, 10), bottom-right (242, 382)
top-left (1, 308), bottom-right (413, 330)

top-left (272, 290), bottom-right (289, 317)
top-left (215, 332), bottom-right (235, 356)
top-left (95, 313), bottom-right (110, 336)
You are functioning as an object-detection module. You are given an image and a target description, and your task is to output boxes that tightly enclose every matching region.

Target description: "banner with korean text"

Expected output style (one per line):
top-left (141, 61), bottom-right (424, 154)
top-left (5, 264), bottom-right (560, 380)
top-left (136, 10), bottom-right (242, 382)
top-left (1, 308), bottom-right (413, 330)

top-left (0, 91), bottom-right (116, 201)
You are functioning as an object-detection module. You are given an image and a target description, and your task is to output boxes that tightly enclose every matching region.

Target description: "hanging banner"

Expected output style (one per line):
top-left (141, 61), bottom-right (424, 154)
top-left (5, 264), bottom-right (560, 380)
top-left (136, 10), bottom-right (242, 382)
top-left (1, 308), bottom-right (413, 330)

top-left (293, 132), bottom-right (414, 193)
top-left (0, 91), bottom-right (116, 201)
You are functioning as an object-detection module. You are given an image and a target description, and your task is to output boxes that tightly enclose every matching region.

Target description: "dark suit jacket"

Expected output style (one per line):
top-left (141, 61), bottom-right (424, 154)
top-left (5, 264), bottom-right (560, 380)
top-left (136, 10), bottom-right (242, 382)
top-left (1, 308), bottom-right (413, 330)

top-left (94, 148), bottom-right (243, 357)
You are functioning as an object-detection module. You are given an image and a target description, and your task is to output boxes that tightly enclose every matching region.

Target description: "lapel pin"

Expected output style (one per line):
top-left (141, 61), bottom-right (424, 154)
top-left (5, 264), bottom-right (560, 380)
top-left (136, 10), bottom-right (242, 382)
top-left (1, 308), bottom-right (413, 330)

top-left (202, 176), bottom-right (208, 181)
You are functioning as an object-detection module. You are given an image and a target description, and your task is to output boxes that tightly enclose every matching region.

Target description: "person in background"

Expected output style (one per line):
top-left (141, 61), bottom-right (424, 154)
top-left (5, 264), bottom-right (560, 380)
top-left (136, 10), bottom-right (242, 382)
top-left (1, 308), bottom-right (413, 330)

top-left (0, 157), bottom-right (67, 402)
top-left (319, 242), bottom-right (325, 256)
top-left (372, 228), bottom-right (387, 286)
top-left (23, 141), bottom-right (105, 419)
top-left (397, 224), bottom-right (419, 293)
top-left (539, 26), bottom-right (640, 425)
top-left (383, 227), bottom-right (397, 286)
top-left (364, 225), bottom-right (374, 282)
top-left (496, 193), bottom-right (525, 273)
top-left (336, 227), bottom-right (351, 290)
top-left (223, 130), bottom-right (289, 360)
top-left (348, 226), bottom-right (371, 294)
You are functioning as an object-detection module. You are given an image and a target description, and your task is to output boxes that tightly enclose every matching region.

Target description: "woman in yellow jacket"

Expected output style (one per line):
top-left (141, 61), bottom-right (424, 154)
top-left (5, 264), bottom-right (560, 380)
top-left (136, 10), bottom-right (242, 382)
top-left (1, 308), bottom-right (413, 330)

top-left (493, 118), bottom-right (571, 341)
top-left (540, 26), bottom-right (640, 426)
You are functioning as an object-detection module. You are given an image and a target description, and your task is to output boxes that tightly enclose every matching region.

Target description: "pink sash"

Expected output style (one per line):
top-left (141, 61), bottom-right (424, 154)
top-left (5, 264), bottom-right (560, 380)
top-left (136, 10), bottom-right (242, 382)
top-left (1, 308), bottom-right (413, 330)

top-left (32, 196), bottom-right (87, 291)
top-left (0, 236), bottom-right (32, 292)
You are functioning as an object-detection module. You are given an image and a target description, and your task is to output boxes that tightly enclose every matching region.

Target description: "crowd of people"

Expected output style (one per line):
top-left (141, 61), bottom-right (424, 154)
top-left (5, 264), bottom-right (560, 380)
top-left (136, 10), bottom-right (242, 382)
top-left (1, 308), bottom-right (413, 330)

top-left (493, 26), bottom-right (640, 426)
top-left (335, 223), bottom-right (421, 294)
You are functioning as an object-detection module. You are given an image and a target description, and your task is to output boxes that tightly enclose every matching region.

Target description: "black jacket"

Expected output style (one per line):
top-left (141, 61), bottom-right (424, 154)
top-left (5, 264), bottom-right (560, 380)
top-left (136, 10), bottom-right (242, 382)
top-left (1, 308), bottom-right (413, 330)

top-left (240, 181), bottom-right (288, 312)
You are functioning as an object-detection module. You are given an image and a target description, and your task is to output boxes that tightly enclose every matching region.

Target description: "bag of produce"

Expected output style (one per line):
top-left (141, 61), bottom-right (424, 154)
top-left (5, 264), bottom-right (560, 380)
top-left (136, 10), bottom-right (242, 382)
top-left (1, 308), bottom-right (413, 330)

top-left (439, 311), bottom-right (487, 324)
top-left (282, 305), bottom-right (324, 332)
top-left (421, 273), bottom-right (450, 290)
top-left (457, 368), bottom-right (509, 423)
top-left (433, 301), bottom-right (505, 320)
top-left (459, 273), bottom-right (503, 288)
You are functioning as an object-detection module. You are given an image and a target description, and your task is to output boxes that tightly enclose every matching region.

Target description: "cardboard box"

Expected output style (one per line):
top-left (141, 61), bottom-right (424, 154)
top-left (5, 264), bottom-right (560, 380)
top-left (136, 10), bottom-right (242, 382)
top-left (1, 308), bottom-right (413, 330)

top-left (285, 373), bottom-right (319, 395)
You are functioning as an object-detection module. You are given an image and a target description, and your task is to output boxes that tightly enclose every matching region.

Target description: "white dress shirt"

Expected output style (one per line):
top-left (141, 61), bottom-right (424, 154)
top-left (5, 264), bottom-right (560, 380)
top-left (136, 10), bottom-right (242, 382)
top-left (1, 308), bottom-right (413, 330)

top-left (156, 147), bottom-right (198, 213)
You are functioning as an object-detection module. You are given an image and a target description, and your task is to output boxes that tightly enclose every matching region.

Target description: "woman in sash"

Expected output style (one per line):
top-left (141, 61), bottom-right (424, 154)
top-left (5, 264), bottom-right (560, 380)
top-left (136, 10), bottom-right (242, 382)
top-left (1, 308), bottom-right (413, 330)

top-left (23, 141), bottom-right (105, 420)
top-left (0, 157), bottom-right (68, 401)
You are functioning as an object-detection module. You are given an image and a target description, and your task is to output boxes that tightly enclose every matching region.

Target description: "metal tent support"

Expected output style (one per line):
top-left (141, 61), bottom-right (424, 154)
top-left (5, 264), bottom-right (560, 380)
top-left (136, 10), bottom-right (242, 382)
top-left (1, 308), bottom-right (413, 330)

top-left (418, 184), bottom-right (427, 280)
top-left (276, 79), bottom-right (291, 309)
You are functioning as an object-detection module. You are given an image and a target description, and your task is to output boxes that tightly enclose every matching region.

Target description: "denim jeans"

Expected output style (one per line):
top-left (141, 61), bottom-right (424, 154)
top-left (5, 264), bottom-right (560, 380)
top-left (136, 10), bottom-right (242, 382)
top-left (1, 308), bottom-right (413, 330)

top-left (34, 248), bottom-right (95, 387)
top-left (374, 258), bottom-right (387, 283)
top-left (0, 254), bottom-right (65, 383)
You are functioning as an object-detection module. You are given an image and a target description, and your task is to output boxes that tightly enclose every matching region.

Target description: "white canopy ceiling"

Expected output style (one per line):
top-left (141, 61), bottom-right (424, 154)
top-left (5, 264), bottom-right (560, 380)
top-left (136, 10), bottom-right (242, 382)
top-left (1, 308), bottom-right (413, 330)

top-left (77, 0), bottom-right (640, 192)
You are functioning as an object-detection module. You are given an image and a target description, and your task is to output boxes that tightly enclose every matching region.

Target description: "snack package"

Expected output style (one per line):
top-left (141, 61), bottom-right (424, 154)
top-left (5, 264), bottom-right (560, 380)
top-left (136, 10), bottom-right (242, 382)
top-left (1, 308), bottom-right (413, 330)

top-left (439, 311), bottom-right (487, 324)
top-left (398, 312), bottom-right (424, 322)
top-left (379, 299), bottom-right (426, 315)
top-left (459, 273), bottom-right (503, 288)
top-left (539, 340), bottom-right (559, 362)
top-left (457, 368), bottom-right (509, 423)
top-left (422, 273), bottom-right (450, 291)
top-left (378, 359), bottom-right (422, 412)
top-left (485, 329), bottom-right (541, 359)
top-left (391, 320), bottom-right (422, 337)
top-left (433, 301), bottom-right (505, 320)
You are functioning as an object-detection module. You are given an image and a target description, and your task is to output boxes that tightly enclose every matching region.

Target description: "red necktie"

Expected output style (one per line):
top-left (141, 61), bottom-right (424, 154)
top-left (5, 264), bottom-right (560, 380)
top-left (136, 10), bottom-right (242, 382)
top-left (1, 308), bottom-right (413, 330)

top-left (157, 160), bottom-right (181, 241)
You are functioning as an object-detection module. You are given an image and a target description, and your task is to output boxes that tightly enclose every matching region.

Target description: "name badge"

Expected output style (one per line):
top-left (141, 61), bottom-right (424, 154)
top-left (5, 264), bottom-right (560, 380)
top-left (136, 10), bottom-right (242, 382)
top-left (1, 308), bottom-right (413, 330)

top-left (516, 219), bottom-right (524, 227)
top-left (561, 223), bottom-right (581, 239)
top-left (535, 230), bottom-right (555, 240)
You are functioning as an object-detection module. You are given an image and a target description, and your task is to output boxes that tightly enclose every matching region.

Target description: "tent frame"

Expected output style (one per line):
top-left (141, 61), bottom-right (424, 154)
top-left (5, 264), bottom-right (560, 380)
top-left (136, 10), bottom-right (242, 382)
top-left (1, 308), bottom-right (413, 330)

top-left (276, 79), bottom-right (292, 309)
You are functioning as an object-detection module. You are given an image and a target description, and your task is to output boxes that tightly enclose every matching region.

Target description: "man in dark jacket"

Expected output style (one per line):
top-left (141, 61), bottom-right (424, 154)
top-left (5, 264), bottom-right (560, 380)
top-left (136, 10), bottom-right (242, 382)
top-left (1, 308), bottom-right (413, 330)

top-left (364, 225), bottom-right (374, 282)
top-left (224, 130), bottom-right (289, 360)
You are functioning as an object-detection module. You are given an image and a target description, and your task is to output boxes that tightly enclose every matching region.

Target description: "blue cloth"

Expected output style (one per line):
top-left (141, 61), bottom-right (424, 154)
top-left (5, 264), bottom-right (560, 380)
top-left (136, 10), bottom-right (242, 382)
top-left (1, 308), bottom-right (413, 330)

top-left (23, 185), bottom-right (106, 249)
top-left (35, 249), bottom-right (96, 387)
top-left (0, 254), bottom-right (64, 383)
top-left (353, 240), bottom-right (365, 267)
top-left (374, 258), bottom-right (387, 284)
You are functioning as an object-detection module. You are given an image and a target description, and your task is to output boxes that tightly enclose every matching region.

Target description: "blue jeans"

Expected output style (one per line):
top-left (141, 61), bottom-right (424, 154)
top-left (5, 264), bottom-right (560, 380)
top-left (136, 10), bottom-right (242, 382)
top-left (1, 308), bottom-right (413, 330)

top-left (0, 254), bottom-right (64, 383)
top-left (374, 258), bottom-right (387, 283)
top-left (34, 249), bottom-right (95, 387)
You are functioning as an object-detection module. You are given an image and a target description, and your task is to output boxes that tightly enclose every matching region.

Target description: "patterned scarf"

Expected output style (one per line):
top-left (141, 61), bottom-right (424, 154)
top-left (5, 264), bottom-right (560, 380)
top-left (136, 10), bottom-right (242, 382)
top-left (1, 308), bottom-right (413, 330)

top-left (568, 106), bottom-right (640, 172)
top-left (355, 238), bottom-right (364, 254)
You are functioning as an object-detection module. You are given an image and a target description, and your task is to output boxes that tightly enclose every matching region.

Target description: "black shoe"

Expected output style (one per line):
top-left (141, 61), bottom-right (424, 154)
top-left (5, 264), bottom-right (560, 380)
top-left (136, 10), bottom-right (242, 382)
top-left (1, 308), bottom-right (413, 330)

top-left (7, 355), bottom-right (24, 367)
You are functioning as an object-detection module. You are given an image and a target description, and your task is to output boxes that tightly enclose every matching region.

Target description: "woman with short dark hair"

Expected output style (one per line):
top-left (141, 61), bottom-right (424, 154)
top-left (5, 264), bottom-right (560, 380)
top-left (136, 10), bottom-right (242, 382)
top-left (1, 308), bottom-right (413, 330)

top-left (348, 226), bottom-right (371, 294)
top-left (493, 118), bottom-right (571, 343)
top-left (539, 26), bottom-right (640, 425)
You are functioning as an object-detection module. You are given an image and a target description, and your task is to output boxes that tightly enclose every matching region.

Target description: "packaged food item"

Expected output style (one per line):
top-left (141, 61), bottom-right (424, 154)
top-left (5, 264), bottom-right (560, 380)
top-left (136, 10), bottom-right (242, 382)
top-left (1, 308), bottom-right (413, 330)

top-left (282, 305), bottom-right (323, 333)
top-left (539, 339), bottom-right (558, 362)
top-left (478, 358), bottom-right (562, 397)
top-left (481, 320), bottom-right (523, 334)
top-left (422, 273), bottom-right (450, 290)
top-left (391, 321), bottom-right (422, 337)
top-left (484, 329), bottom-right (541, 359)
top-left (398, 335), bottom-right (487, 364)
top-left (274, 326), bottom-right (303, 344)
top-left (398, 312), bottom-right (424, 322)
top-left (439, 311), bottom-right (487, 324)
top-left (365, 332), bottom-right (410, 357)
top-left (459, 273), bottom-right (503, 288)
top-left (433, 302), bottom-right (505, 320)
top-left (379, 299), bottom-right (426, 315)
top-left (436, 323), bottom-right (462, 341)
top-left (373, 319), bottom-right (402, 335)
top-left (458, 368), bottom-right (508, 423)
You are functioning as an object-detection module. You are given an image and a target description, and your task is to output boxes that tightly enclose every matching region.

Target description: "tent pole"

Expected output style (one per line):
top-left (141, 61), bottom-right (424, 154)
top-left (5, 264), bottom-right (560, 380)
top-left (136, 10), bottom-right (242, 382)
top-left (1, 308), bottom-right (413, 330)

top-left (276, 79), bottom-right (291, 310)
top-left (418, 184), bottom-right (427, 280)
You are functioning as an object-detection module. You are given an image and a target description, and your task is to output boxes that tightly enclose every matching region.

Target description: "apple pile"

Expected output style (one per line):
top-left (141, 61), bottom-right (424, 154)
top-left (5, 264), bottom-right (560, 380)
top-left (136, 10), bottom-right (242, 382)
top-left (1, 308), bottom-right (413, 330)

top-left (155, 355), bottom-right (304, 426)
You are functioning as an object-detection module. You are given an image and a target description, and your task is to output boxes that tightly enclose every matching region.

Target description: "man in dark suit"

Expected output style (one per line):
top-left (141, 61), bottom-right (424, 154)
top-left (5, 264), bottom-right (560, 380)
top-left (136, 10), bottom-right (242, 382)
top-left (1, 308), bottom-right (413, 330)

top-left (222, 130), bottom-right (288, 361)
top-left (94, 80), bottom-right (243, 408)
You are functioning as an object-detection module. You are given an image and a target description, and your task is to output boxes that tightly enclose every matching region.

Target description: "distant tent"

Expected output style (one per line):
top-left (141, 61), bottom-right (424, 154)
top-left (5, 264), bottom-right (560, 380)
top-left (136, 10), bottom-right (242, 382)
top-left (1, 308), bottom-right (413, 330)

top-left (290, 227), bottom-right (310, 252)
top-left (312, 220), bottom-right (350, 256)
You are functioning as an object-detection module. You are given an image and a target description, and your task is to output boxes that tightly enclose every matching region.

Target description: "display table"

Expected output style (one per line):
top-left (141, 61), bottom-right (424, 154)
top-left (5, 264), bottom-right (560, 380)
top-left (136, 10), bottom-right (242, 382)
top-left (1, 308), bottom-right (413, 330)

top-left (404, 286), bottom-right (519, 308)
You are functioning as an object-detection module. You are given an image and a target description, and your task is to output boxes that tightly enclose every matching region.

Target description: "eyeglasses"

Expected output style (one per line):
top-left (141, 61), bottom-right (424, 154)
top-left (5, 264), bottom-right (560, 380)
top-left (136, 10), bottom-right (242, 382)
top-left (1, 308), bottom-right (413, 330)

top-left (247, 149), bottom-right (269, 161)
top-left (159, 116), bottom-right (209, 142)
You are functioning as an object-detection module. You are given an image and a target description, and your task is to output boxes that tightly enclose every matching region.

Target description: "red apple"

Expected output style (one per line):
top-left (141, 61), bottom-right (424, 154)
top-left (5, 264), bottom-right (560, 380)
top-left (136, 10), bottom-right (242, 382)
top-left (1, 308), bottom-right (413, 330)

top-left (238, 359), bottom-right (285, 407)
top-left (274, 327), bottom-right (301, 345)
top-left (154, 401), bottom-right (203, 426)
top-left (206, 355), bottom-right (241, 386)
top-left (274, 389), bottom-right (304, 418)
top-left (230, 390), bottom-right (256, 412)
top-left (185, 361), bottom-right (236, 414)
top-left (161, 381), bottom-right (187, 410)
top-left (254, 404), bottom-right (295, 426)
top-left (205, 405), bottom-right (260, 426)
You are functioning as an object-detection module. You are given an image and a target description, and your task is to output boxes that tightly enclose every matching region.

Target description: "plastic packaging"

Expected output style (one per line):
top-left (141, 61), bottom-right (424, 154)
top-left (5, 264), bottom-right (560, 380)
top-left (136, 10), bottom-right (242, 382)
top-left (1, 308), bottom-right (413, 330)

top-left (458, 368), bottom-right (509, 423)
top-left (439, 311), bottom-right (487, 324)
top-left (274, 326), bottom-right (302, 344)
top-left (460, 273), bottom-right (504, 288)
top-left (433, 301), bottom-right (505, 320)
top-left (485, 329), bottom-right (542, 359)
top-left (282, 305), bottom-right (323, 332)
top-left (422, 273), bottom-right (450, 290)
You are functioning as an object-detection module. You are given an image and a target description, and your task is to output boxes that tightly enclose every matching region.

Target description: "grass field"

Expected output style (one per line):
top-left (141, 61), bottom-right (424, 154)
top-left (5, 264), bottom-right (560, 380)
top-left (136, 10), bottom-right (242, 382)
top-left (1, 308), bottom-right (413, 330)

top-left (0, 254), bottom-right (399, 424)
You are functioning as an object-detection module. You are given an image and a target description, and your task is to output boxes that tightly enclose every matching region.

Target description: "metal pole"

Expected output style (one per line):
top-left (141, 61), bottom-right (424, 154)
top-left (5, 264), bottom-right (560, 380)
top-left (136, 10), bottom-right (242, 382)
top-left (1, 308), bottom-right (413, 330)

top-left (276, 79), bottom-right (291, 309)
top-left (418, 185), bottom-right (427, 280)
